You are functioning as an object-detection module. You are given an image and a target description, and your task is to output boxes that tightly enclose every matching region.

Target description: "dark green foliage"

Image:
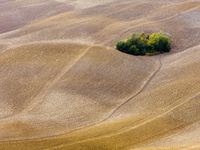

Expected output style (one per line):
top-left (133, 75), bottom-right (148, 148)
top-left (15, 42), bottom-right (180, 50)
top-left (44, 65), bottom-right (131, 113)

top-left (116, 32), bottom-right (171, 56)
top-left (148, 33), bottom-right (171, 52)
top-left (116, 41), bottom-right (129, 52)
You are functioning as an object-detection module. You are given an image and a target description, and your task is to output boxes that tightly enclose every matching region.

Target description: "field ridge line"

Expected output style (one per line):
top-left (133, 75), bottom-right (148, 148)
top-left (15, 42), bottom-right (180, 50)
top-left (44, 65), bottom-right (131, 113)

top-left (21, 46), bottom-right (92, 114)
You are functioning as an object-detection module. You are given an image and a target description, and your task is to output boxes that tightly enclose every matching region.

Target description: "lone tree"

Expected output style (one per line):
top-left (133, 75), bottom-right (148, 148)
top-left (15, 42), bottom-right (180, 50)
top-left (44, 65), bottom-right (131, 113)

top-left (116, 32), bottom-right (171, 56)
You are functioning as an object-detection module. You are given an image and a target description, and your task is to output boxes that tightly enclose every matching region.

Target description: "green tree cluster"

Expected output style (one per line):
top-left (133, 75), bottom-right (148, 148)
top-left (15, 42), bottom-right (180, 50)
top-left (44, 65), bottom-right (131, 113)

top-left (116, 33), bottom-right (171, 56)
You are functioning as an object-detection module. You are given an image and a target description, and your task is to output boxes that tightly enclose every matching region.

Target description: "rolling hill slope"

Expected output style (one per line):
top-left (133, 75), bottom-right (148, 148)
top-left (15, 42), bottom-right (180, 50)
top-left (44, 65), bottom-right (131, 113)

top-left (0, 0), bottom-right (199, 150)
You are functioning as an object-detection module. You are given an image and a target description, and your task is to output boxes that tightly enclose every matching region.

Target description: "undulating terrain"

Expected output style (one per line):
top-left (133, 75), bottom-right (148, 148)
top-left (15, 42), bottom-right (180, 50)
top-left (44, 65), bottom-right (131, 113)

top-left (0, 0), bottom-right (200, 149)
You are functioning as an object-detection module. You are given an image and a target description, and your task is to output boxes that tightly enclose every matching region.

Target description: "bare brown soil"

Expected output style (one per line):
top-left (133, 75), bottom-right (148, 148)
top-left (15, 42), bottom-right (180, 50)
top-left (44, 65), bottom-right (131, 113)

top-left (0, 0), bottom-right (199, 150)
